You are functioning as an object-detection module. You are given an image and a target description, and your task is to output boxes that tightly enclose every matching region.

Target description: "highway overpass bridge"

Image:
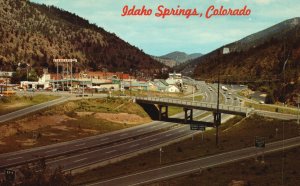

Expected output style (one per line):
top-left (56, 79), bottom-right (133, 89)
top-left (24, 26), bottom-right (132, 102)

top-left (135, 97), bottom-right (253, 125)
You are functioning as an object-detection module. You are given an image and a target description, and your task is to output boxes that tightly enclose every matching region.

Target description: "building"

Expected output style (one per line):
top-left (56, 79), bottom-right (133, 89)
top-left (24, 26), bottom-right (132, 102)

top-left (166, 85), bottom-right (180, 93)
top-left (0, 71), bottom-right (13, 84)
top-left (153, 79), bottom-right (169, 92)
top-left (166, 72), bottom-right (183, 88)
top-left (20, 69), bottom-right (51, 90)
top-left (123, 80), bottom-right (148, 91)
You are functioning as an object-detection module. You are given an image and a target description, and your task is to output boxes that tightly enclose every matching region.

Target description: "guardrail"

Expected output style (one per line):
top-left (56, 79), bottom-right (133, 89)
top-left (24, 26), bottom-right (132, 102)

top-left (135, 96), bottom-right (253, 115)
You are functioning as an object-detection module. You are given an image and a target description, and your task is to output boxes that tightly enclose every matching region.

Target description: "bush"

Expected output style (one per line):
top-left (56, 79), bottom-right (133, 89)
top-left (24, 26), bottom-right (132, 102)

top-left (265, 91), bottom-right (275, 104)
top-left (0, 96), bottom-right (11, 103)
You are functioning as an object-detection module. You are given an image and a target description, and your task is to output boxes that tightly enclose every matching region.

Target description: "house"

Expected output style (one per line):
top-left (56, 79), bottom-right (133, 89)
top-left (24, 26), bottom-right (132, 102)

top-left (153, 79), bottom-right (169, 92)
top-left (166, 72), bottom-right (183, 88)
top-left (166, 85), bottom-right (180, 93)
top-left (20, 69), bottom-right (52, 90)
top-left (0, 71), bottom-right (14, 84)
top-left (147, 81), bottom-right (159, 91)
top-left (123, 80), bottom-right (148, 91)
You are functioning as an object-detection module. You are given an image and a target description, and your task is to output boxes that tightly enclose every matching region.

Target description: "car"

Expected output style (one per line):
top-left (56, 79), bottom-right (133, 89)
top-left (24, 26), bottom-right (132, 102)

top-left (228, 92), bottom-right (232, 95)
top-left (234, 97), bottom-right (237, 100)
top-left (259, 101), bottom-right (265, 104)
top-left (227, 97), bottom-right (231, 99)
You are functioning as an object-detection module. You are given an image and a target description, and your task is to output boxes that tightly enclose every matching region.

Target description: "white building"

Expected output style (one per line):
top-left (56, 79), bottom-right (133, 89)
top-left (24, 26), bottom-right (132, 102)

top-left (166, 72), bottom-right (183, 87)
top-left (20, 70), bottom-right (51, 90)
top-left (166, 85), bottom-right (180, 93)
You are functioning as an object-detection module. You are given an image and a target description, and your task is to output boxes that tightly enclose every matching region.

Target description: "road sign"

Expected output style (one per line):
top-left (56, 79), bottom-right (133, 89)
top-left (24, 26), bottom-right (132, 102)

top-left (190, 124), bottom-right (206, 131)
top-left (255, 137), bottom-right (266, 148)
top-left (5, 169), bottom-right (15, 182)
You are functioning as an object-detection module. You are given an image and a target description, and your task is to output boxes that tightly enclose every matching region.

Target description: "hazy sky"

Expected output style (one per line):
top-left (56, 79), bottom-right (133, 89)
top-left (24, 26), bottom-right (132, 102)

top-left (30, 0), bottom-right (300, 56)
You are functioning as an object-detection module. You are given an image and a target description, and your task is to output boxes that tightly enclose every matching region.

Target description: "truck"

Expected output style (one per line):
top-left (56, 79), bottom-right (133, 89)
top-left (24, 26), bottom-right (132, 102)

top-left (221, 86), bottom-right (228, 91)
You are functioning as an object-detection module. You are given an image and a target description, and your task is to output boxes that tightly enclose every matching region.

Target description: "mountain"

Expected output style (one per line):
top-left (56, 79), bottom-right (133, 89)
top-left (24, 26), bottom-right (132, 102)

top-left (190, 17), bottom-right (300, 104)
top-left (161, 51), bottom-right (202, 63)
top-left (151, 56), bottom-right (177, 68)
top-left (0, 0), bottom-right (166, 78)
top-left (153, 51), bottom-right (202, 67)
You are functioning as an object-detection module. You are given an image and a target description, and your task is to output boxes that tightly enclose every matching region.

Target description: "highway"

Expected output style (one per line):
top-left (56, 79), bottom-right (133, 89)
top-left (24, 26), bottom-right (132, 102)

top-left (39, 82), bottom-right (235, 172)
top-left (0, 93), bottom-right (107, 123)
top-left (254, 110), bottom-right (298, 120)
top-left (0, 96), bottom-right (69, 123)
top-left (1, 80), bottom-right (295, 181)
top-left (0, 111), bottom-right (201, 169)
top-left (88, 137), bottom-right (300, 186)
top-left (47, 113), bottom-right (234, 172)
top-left (0, 81), bottom-right (222, 171)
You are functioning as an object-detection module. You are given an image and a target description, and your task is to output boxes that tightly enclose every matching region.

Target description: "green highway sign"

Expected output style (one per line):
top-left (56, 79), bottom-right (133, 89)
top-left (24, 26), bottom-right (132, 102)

top-left (190, 124), bottom-right (206, 131)
top-left (255, 137), bottom-right (266, 148)
top-left (5, 169), bottom-right (15, 182)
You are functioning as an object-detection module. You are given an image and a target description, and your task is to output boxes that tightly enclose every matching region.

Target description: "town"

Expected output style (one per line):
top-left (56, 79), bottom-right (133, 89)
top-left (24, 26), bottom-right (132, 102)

top-left (0, 64), bottom-right (184, 97)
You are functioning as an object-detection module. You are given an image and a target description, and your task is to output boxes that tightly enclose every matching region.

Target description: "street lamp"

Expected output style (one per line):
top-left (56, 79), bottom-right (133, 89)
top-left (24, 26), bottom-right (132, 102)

top-left (297, 94), bottom-right (299, 125)
top-left (281, 48), bottom-right (290, 186)
top-left (192, 80), bottom-right (195, 102)
top-left (215, 47), bottom-right (230, 146)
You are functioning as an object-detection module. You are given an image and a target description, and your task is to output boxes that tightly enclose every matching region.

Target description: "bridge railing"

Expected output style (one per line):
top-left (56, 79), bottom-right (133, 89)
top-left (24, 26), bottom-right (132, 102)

top-left (135, 96), bottom-right (252, 114)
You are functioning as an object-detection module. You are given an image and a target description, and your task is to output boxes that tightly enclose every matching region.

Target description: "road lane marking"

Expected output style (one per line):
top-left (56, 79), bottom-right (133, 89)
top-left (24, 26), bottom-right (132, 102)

top-left (130, 144), bottom-right (139, 148)
top-left (178, 129), bottom-right (186, 133)
top-left (73, 158), bottom-right (87, 163)
top-left (137, 129), bottom-right (144, 132)
top-left (7, 157), bottom-right (23, 161)
top-left (48, 126), bottom-right (189, 164)
top-left (45, 149), bottom-right (57, 153)
top-left (149, 138), bottom-right (157, 142)
top-left (105, 150), bottom-right (117, 154)
top-left (99, 138), bottom-right (109, 141)
top-left (120, 133), bottom-right (128, 137)
top-left (165, 133), bottom-right (174, 137)
top-left (75, 143), bottom-right (86, 147)
top-left (87, 141), bottom-right (300, 186)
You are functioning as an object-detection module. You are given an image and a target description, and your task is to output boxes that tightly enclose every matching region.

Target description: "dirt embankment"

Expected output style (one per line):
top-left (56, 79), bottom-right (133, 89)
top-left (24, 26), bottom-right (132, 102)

top-left (0, 98), bottom-right (151, 152)
top-left (0, 112), bottom-right (149, 150)
top-left (93, 112), bottom-right (150, 124)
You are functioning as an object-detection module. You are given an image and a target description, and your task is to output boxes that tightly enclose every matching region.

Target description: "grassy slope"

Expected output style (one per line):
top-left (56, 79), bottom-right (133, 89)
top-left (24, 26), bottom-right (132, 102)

top-left (73, 115), bottom-right (300, 185)
top-left (0, 94), bottom-right (59, 115)
top-left (152, 147), bottom-right (300, 186)
top-left (0, 98), bottom-right (151, 153)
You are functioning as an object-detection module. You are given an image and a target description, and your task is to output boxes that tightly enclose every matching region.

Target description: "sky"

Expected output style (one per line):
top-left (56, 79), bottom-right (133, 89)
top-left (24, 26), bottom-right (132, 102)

top-left (30, 0), bottom-right (300, 56)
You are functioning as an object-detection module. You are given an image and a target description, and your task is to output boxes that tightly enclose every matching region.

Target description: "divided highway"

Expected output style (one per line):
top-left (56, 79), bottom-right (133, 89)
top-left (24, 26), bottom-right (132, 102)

top-left (89, 137), bottom-right (300, 186)
top-left (2, 81), bottom-right (293, 181)
top-left (0, 82), bottom-right (220, 171)
top-left (0, 96), bottom-right (69, 123)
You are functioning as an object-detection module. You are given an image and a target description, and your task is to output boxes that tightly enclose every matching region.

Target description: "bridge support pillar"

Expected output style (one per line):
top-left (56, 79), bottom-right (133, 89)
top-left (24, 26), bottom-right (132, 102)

top-left (213, 112), bottom-right (221, 127)
top-left (184, 108), bottom-right (193, 124)
top-left (158, 105), bottom-right (168, 121)
top-left (213, 112), bottom-right (221, 146)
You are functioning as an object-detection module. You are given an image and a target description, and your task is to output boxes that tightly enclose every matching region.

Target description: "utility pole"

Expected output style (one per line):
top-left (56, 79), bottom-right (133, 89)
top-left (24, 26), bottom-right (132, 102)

top-left (82, 80), bottom-right (85, 98)
top-left (216, 70), bottom-right (220, 146)
top-left (215, 47), bottom-right (229, 147)
top-left (192, 81), bottom-right (195, 102)
top-left (297, 94), bottom-right (300, 125)
top-left (56, 62), bottom-right (58, 90)
top-left (281, 41), bottom-right (290, 186)
top-left (71, 61), bottom-right (73, 94)
top-left (159, 147), bottom-right (163, 164)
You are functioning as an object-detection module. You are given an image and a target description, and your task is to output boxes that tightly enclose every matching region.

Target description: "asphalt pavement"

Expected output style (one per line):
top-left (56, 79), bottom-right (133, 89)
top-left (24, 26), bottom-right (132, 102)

top-left (0, 96), bottom-right (69, 123)
top-left (88, 137), bottom-right (300, 186)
